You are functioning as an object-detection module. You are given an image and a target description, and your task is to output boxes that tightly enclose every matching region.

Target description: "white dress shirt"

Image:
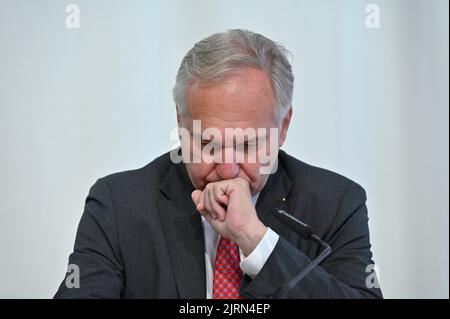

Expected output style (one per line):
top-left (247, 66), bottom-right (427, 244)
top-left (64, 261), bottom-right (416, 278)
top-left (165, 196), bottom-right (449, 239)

top-left (201, 193), bottom-right (280, 299)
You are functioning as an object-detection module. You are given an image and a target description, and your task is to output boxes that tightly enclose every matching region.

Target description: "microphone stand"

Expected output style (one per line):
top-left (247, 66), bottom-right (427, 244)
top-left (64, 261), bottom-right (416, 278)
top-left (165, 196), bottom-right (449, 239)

top-left (270, 209), bottom-right (332, 299)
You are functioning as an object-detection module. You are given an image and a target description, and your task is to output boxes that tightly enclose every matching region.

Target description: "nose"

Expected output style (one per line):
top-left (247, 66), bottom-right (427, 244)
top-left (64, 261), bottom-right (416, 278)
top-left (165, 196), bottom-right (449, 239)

top-left (216, 162), bottom-right (239, 180)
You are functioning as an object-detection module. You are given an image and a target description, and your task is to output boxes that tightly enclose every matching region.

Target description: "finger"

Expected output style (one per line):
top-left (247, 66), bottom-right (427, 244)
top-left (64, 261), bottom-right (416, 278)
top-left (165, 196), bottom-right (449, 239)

top-left (202, 208), bottom-right (225, 234)
top-left (191, 190), bottom-right (202, 206)
top-left (192, 190), bottom-right (205, 212)
top-left (215, 193), bottom-right (229, 207)
top-left (213, 182), bottom-right (230, 206)
top-left (202, 210), bottom-right (221, 230)
top-left (212, 186), bottom-right (228, 221)
top-left (207, 186), bottom-right (226, 221)
top-left (210, 192), bottom-right (227, 222)
top-left (204, 187), bottom-right (218, 220)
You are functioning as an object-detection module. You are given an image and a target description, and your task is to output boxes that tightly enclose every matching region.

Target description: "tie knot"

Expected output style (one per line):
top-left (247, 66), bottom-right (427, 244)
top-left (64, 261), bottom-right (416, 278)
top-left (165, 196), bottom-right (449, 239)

top-left (218, 236), bottom-right (235, 246)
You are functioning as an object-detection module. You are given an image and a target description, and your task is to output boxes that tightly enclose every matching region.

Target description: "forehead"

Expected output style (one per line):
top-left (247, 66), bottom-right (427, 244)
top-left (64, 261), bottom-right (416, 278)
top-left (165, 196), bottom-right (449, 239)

top-left (185, 68), bottom-right (276, 129)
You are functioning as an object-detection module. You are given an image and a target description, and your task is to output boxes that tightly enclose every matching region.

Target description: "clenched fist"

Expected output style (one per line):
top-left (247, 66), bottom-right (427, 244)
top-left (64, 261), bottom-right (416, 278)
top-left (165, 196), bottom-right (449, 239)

top-left (191, 178), bottom-right (268, 256)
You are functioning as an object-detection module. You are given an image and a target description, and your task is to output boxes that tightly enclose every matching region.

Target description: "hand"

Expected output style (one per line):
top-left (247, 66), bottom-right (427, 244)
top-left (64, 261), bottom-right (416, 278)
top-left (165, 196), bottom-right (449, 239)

top-left (191, 178), bottom-right (268, 256)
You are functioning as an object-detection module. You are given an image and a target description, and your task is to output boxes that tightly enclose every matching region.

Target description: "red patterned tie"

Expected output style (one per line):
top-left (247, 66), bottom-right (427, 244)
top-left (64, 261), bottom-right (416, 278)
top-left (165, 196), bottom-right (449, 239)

top-left (213, 236), bottom-right (243, 299)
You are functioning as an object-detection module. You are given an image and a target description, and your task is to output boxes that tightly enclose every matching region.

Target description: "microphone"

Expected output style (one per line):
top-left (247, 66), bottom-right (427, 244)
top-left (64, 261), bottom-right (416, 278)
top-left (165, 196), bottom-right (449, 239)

top-left (270, 209), bottom-right (332, 298)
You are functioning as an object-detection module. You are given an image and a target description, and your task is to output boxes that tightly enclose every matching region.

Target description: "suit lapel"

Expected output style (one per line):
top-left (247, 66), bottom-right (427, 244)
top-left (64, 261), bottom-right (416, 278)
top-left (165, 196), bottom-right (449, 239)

top-left (157, 163), bottom-right (206, 299)
top-left (255, 157), bottom-right (297, 242)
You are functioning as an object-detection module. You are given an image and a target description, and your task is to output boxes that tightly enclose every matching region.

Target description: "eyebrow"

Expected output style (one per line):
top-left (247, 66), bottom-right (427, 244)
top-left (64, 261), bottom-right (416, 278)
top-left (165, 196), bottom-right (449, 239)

top-left (200, 137), bottom-right (258, 144)
top-left (192, 130), bottom-right (260, 144)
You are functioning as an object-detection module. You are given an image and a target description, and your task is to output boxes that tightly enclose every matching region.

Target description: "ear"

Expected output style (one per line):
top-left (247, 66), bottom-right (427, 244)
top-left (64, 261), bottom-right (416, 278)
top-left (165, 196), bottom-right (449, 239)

top-left (176, 105), bottom-right (182, 128)
top-left (278, 107), bottom-right (293, 148)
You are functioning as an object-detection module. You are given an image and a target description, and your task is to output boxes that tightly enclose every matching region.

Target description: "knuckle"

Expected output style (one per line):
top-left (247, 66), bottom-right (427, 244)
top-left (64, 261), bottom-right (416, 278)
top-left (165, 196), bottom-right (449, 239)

top-left (235, 177), bottom-right (249, 187)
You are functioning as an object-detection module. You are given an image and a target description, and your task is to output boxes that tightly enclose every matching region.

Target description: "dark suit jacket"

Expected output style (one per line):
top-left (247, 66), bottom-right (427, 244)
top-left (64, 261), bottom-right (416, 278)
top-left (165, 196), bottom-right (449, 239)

top-left (54, 150), bottom-right (382, 298)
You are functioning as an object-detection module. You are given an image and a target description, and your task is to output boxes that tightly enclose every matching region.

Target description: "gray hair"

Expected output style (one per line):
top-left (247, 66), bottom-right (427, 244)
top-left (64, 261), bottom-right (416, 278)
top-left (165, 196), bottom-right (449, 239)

top-left (173, 29), bottom-right (294, 122)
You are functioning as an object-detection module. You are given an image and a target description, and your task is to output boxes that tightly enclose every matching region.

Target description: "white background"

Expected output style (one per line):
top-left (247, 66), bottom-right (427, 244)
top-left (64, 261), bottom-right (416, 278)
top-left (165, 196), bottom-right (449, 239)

top-left (0, 0), bottom-right (448, 298)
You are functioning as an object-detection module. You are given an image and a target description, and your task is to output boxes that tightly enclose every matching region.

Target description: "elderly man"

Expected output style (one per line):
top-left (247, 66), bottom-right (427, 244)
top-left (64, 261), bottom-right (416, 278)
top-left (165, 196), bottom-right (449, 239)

top-left (55, 29), bottom-right (382, 299)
